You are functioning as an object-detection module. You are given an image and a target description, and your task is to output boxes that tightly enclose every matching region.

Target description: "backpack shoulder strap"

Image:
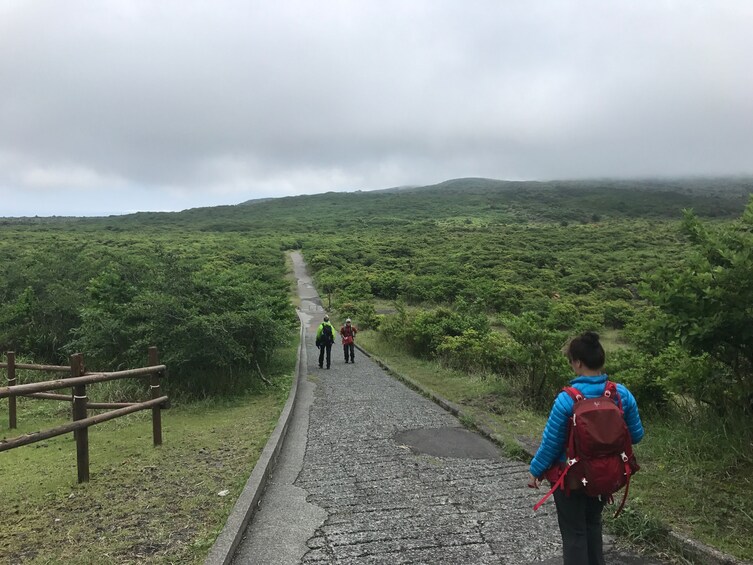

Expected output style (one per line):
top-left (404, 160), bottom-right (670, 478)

top-left (562, 386), bottom-right (583, 402)
top-left (603, 380), bottom-right (624, 412)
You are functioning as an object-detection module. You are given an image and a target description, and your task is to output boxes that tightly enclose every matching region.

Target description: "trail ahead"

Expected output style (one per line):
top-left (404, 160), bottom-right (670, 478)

top-left (230, 251), bottom-right (663, 564)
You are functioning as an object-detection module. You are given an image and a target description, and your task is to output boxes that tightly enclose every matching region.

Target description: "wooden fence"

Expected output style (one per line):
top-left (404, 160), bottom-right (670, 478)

top-left (0, 347), bottom-right (168, 483)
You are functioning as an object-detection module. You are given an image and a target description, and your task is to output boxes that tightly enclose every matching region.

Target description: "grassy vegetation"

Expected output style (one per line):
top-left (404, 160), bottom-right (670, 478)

top-left (357, 331), bottom-right (753, 562)
top-left (0, 347), bottom-right (296, 564)
top-left (3, 177), bottom-right (753, 562)
top-left (631, 413), bottom-right (753, 559)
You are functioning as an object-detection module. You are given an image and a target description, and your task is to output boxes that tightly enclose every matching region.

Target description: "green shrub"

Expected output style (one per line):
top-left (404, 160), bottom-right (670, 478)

top-left (502, 312), bottom-right (569, 406)
top-left (641, 199), bottom-right (753, 414)
top-left (607, 349), bottom-right (672, 413)
top-left (378, 305), bottom-right (487, 358)
top-left (436, 329), bottom-right (519, 377)
top-left (602, 299), bottom-right (635, 329)
top-left (406, 308), bottom-right (471, 357)
top-left (336, 300), bottom-right (379, 330)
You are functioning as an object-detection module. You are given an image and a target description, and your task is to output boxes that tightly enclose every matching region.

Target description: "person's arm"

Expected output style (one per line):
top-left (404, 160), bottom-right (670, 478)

top-left (529, 392), bottom-right (573, 479)
top-left (617, 384), bottom-right (644, 444)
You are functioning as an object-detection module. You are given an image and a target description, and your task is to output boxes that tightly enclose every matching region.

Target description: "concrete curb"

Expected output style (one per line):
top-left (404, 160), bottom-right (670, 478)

top-left (666, 532), bottom-right (751, 565)
top-left (205, 323), bottom-right (306, 565)
top-left (356, 344), bottom-right (751, 565)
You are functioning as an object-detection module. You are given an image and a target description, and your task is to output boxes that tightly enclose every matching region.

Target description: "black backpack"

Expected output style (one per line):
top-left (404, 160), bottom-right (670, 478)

top-left (321, 324), bottom-right (334, 344)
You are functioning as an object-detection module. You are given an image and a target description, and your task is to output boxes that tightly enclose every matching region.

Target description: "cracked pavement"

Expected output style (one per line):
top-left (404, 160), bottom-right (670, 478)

top-left (231, 251), bottom-right (664, 564)
top-left (296, 352), bottom-right (560, 564)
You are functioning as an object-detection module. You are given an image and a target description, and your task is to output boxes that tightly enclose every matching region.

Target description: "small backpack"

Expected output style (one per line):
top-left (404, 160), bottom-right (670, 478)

top-left (321, 324), bottom-right (334, 344)
top-left (534, 381), bottom-right (639, 517)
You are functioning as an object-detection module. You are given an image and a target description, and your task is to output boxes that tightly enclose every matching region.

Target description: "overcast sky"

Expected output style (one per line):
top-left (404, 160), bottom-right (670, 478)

top-left (1, 1), bottom-right (752, 217)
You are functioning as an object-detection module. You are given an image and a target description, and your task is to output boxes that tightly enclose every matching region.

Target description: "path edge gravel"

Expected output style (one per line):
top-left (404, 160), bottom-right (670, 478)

top-left (204, 322), bottom-right (306, 565)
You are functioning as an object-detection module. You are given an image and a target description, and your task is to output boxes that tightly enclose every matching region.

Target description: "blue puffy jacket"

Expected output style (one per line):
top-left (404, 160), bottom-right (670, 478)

top-left (529, 374), bottom-right (644, 479)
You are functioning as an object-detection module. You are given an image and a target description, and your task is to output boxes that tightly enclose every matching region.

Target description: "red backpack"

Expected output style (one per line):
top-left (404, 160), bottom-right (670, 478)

top-left (533, 381), bottom-right (640, 517)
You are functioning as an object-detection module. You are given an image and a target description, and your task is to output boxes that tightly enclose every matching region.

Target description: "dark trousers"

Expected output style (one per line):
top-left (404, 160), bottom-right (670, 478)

top-left (553, 489), bottom-right (606, 565)
top-left (318, 343), bottom-right (332, 368)
top-left (343, 343), bottom-right (355, 362)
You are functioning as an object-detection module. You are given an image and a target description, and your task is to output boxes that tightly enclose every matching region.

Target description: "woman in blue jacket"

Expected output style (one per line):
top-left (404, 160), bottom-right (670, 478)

top-left (528, 331), bottom-right (644, 565)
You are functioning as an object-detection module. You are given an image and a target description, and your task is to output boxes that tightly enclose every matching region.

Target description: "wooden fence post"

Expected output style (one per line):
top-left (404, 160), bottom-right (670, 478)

top-left (148, 346), bottom-right (162, 446)
top-left (70, 353), bottom-right (89, 483)
top-left (7, 352), bottom-right (16, 429)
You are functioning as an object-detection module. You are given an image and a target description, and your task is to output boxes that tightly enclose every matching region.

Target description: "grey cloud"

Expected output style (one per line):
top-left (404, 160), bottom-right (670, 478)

top-left (1, 0), bottom-right (752, 215)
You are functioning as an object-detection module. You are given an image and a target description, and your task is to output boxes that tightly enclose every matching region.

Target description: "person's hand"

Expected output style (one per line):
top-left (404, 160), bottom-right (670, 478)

top-left (527, 473), bottom-right (541, 489)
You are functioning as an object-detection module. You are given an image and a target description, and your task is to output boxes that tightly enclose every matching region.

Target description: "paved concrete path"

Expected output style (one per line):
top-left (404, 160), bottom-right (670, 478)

top-left (232, 252), bottom-right (665, 564)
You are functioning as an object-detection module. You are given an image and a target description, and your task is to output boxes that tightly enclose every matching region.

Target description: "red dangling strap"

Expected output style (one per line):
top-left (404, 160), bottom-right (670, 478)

top-left (613, 460), bottom-right (633, 518)
top-left (533, 458), bottom-right (577, 511)
top-left (534, 388), bottom-right (581, 511)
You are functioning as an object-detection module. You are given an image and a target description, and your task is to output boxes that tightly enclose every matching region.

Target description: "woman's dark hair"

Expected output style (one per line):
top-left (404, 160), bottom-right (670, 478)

top-left (566, 331), bottom-right (605, 370)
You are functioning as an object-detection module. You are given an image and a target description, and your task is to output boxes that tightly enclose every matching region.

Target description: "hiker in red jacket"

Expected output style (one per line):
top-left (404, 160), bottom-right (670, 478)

top-left (527, 331), bottom-right (644, 565)
top-left (340, 318), bottom-right (358, 363)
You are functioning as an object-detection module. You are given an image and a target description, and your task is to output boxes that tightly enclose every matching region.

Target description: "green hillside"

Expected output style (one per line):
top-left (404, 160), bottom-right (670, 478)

top-left (4, 176), bottom-right (751, 232)
top-left (122, 176), bottom-right (753, 229)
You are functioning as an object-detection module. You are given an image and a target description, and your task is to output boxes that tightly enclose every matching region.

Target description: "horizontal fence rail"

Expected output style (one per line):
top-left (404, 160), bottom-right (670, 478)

top-left (0, 366), bottom-right (167, 398)
top-left (1, 347), bottom-right (168, 483)
top-left (0, 396), bottom-right (168, 452)
top-left (22, 391), bottom-right (144, 409)
top-left (0, 362), bottom-right (70, 372)
top-left (17, 392), bottom-right (138, 409)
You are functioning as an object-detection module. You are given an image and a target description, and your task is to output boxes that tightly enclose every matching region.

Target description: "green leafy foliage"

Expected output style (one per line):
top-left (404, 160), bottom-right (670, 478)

top-left (3, 179), bottom-right (751, 406)
top-left (379, 304), bottom-right (488, 358)
top-left (502, 313), bottom-right (570, 404)
top-left (336, 300), bottom-right (379, 330)
top-left (0, 232), bottom-right (297, 398)
top-left (607, 348), bottom-right (674, 413)
top-left (641, 197), bottom-right (753, 413)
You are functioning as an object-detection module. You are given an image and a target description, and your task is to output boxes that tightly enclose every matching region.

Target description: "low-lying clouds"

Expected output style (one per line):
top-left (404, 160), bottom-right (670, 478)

top-left (1, 1), bottom-right (752, 216)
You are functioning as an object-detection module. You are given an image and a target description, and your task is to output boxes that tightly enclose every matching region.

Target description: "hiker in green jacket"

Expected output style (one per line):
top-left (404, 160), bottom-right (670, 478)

top-left (315, 315), bottom-right (336, 369)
